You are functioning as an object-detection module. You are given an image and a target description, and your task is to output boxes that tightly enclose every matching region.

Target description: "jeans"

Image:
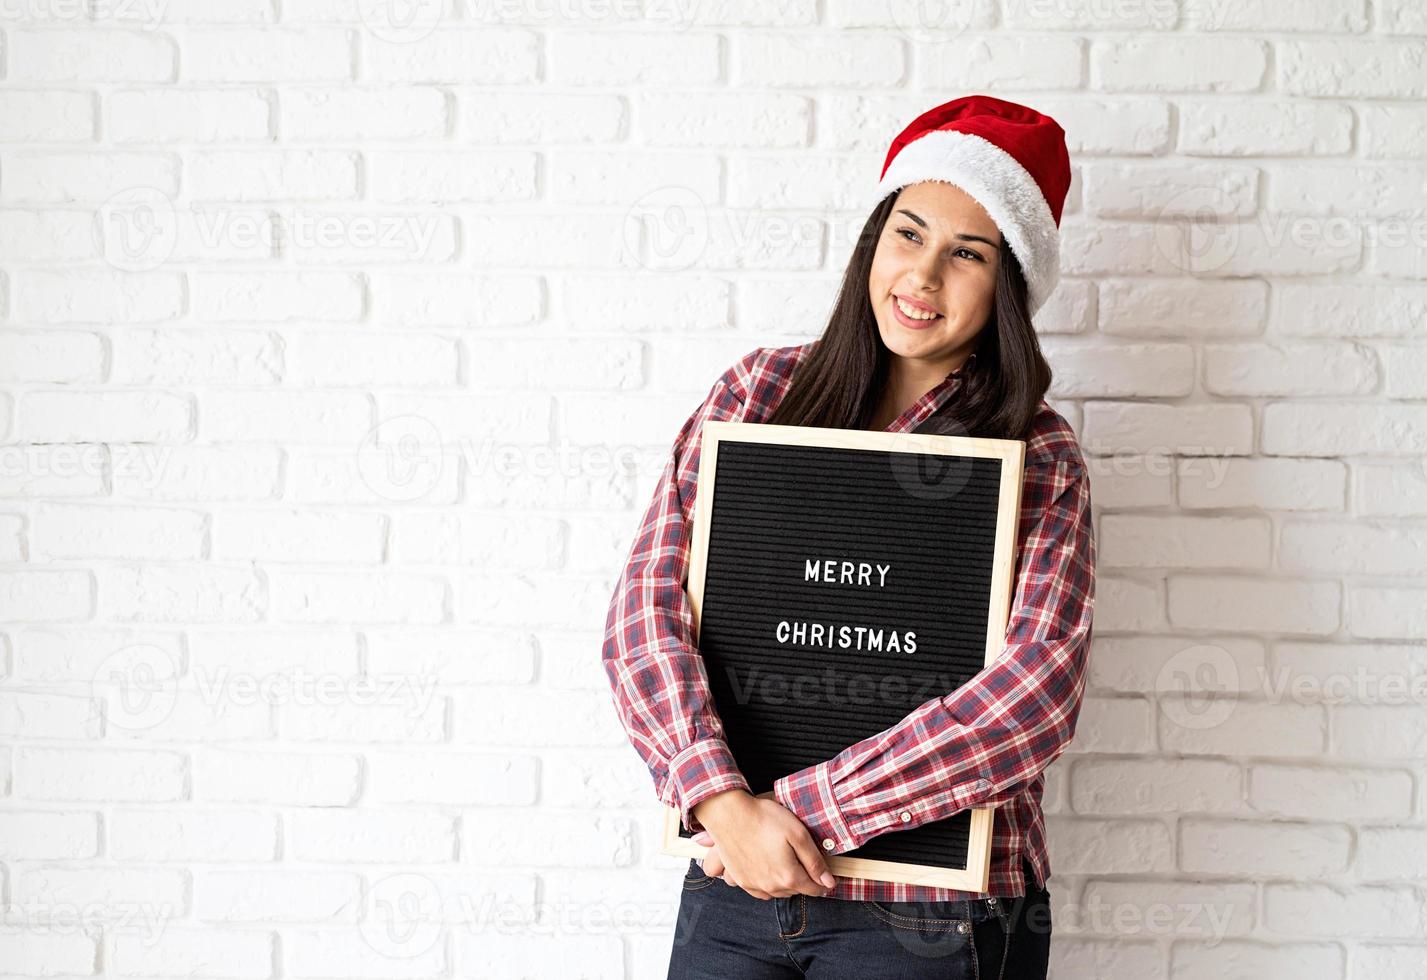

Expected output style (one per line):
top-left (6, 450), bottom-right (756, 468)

top-left (667, 858), bottom-right (1052, 979)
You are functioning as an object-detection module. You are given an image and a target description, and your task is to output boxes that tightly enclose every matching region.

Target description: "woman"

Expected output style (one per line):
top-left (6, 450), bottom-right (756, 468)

top-left (602, 95), bottom-right (1094, 979)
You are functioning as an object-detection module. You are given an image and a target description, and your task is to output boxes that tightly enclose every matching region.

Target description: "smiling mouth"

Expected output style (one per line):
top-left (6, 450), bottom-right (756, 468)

top-left (892, 294), bottom-right (944, 323)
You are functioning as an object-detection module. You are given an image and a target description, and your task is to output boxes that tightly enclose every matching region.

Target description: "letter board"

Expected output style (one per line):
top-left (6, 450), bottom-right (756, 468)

top-left (660, 419), bottom-right (1025, 892)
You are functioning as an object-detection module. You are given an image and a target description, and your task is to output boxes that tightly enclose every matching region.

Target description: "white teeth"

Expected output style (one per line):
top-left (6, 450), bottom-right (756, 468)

top-left (896, 297), bottom-right (940, 320)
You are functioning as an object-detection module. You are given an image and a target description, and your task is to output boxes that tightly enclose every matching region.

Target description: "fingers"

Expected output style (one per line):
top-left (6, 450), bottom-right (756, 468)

top-left (789, 832), bottom-right (839, 891)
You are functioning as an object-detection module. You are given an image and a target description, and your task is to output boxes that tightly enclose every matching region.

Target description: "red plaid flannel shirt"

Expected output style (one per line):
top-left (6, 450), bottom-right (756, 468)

top-left (601, 341), bottom-right (1096, 901)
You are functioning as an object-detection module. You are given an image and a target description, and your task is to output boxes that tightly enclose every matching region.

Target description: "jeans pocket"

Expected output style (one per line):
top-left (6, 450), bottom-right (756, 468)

top-left (682, 857), bottom-right (716, 891)
top-left (859, 901), bottom-right (977, 973)
top-left (861, 899), bottom-right (978, 933)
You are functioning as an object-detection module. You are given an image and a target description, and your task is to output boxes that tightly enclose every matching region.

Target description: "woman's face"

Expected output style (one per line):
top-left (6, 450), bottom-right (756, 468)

top-left (867, 180), bottom-right (1002, 367)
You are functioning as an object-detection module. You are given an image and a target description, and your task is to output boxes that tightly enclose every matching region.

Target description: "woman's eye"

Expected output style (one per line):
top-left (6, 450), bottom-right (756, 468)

top-left (897, 229), bottom-right (980, 262)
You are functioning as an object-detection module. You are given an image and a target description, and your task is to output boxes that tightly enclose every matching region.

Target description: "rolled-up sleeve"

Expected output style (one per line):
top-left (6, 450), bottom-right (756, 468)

top-left (773, 456), bottom-right (1096, 854)
top-left (601, 352), bottom-right (762, 835)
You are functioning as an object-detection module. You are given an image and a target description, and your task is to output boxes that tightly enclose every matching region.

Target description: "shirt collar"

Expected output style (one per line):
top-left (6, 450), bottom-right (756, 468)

top-left (884, 355), bottom-right (974, 433)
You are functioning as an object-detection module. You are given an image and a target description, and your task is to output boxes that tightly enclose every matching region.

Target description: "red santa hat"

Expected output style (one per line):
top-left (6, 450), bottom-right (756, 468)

top-left (874, 94), bottom-right (1071, 317)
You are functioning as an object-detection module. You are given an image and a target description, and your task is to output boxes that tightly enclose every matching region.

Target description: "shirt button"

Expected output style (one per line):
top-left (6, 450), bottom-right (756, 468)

top-left (822, 838), bottom-right (836, 851)
top-left (899, 811), bottom-right (912, 823)
top-left (975, 779), bottom-right (990, 792)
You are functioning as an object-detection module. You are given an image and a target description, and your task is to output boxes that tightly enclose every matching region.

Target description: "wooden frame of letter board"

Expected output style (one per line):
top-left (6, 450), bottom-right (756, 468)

top-left (660, 419), bottom-right (1025, 892)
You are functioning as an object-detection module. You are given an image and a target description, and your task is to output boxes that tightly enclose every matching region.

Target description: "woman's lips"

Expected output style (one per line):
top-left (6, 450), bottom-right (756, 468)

top-left (890, 295), bottom-right (944, 330)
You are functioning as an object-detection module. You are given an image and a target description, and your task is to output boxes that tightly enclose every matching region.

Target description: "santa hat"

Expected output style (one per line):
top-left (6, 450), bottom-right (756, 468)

top-left (874, 94), bottom-right (1071, 317)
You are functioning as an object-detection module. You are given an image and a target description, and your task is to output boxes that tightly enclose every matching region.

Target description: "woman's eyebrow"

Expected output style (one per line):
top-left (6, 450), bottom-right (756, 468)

top-left (895, 209), bottom-right (999, 248)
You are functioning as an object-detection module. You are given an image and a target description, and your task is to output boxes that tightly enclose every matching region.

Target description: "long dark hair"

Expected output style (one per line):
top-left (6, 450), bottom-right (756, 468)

top-left (764, 191), bottom-right (1052, 441)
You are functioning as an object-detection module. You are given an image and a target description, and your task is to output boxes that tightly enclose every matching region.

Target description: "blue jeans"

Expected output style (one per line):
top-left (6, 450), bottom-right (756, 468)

top-left (667, 858), bottom-right (1052, 979)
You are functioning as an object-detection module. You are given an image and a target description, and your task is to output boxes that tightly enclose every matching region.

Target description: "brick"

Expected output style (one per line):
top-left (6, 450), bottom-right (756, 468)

top-left (185, 28), bottom-right (353, 82)
top-left (0, 151), bottom-right (178, 203)
top-left (549, 31), bottom-right (720, 85)
top-left (1249, 765), bottom-right (1413, 820)
top-left (1179, 99), bottom-right (1352, 155)
top-left (919, 35), bottom-right (1082, 90)
top-left (16, 747), bottom-right (185, 802)
top-left (1206, 342), bottom-right (1378, 396)
top-left (193, 748), bottom-right (360, 806)
top-left (1094, 37), bottom-right (1266, 91)
top-left (0, 810), bottom-right (99, 859)
top-left (188, 150), bottom-right (359, 201)
top-left (1280, 40), bottom-right (1427, 97)
top-left (1099, 279), bottom-right (1267, 337)
top-left (109, 88), bottom-right (271, 142)
top-left (1178, 457), bottom-right (1345, 511)
top-left (1102, 515), bottom-right (1271, 569)
top-left (1072, 758), bottom-right (1244, 815)
top-left (33, 503), bottom-right (206, 560)
top-left (1181, 818), bottom-right (1350, 876)
top-left (0, 90), bottom-right (95, 141)
top-left (109, 809), bottom-right (279, 861)
top-left (10, 29), bottom-right (175, 82)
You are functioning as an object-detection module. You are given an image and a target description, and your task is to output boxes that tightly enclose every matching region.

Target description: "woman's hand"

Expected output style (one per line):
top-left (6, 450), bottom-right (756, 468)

top-left (689, 789), bottom-right (838, 900)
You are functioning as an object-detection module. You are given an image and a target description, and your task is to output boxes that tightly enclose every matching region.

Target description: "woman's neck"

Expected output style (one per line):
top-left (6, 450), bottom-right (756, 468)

top-left (870, 352), bottom-right (970, 430)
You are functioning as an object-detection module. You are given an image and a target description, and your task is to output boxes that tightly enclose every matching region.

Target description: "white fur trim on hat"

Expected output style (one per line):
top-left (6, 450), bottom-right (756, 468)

top-left (874, 129), bottom-right (1060, 317)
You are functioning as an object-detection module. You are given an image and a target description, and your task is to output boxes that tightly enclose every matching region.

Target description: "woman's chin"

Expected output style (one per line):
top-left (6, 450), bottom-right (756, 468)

top-left (878, 321), bottom-right (943, 357)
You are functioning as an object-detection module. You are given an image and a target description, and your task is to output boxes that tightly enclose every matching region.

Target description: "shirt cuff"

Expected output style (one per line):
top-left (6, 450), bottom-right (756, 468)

top-left (773, 760), bottom-right (859, 856)
top-left (669, 738), bottom-right (750, 835)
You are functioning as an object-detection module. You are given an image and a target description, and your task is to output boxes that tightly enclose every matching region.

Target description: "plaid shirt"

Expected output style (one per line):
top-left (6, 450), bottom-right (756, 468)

top-left (601, 341), bottom-right (1096, 902)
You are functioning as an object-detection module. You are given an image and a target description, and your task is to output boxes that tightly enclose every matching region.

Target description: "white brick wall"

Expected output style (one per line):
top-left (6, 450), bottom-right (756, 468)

top-left (0, 3), bottom-right (1423, 978)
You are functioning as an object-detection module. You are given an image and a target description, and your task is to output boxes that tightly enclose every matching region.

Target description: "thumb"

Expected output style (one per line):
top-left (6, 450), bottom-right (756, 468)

top-left (791, 831), bottom-right (837, 890)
